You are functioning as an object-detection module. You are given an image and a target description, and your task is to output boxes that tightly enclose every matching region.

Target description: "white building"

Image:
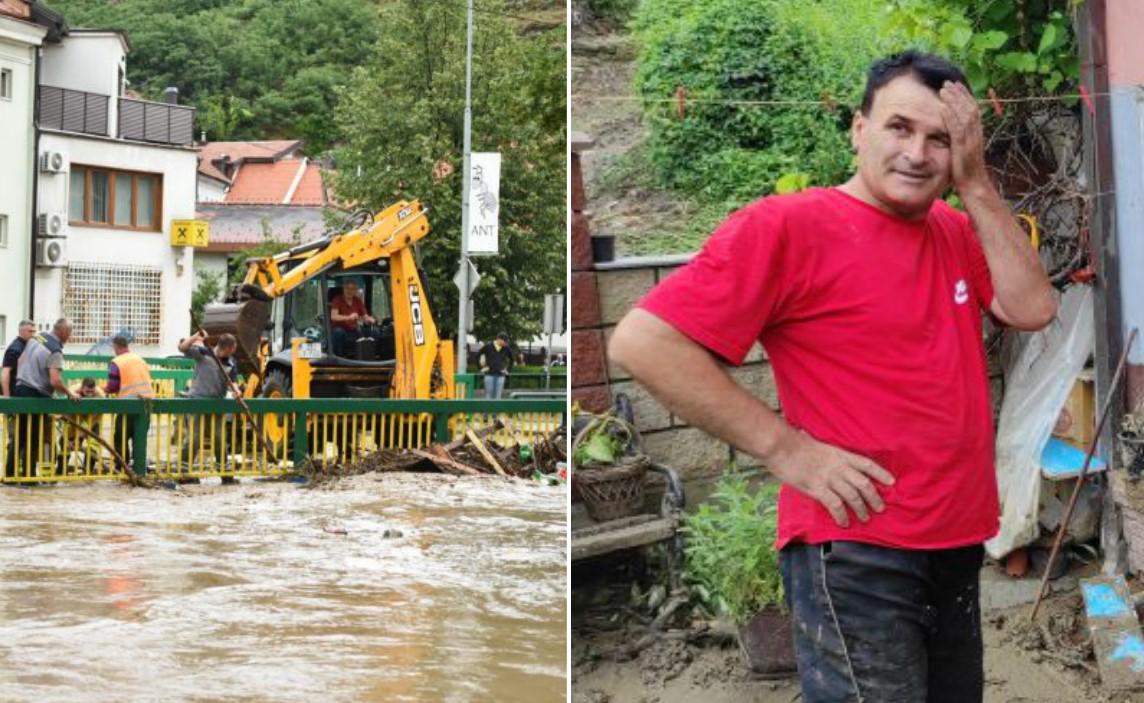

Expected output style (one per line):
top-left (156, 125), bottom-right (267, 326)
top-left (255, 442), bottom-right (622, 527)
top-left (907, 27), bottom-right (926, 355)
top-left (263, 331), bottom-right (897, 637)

top-left (32, 25), bottom-right (198, 356)
top-left (0, 1), bottom-right (47, 343)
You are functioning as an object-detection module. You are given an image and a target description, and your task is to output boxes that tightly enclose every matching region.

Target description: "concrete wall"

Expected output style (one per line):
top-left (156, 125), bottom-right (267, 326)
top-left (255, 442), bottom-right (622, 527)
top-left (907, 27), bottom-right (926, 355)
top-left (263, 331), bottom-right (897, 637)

top-left (590, 259), bottom-right (778, 482)
top-left (0, 16), bottom-right (45, 340)
top-left (197, 175), bottom-right (227, 203)
top-left (35, 131), bottom-right (198, 356)
top-left (41, 33), bottom-right (124, 132)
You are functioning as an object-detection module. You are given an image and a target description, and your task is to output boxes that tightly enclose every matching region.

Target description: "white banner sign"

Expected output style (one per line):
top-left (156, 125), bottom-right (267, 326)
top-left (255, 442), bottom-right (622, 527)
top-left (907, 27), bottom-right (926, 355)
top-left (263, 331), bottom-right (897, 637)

top-left (466, 152), bottom-right (501, 255)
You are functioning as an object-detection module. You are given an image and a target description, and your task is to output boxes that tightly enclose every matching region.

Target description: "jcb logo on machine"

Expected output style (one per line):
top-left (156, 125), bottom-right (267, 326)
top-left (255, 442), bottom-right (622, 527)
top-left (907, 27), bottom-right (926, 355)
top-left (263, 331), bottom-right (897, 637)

top-left (409, 284), bottom-right (426, 346)
top-left (397, 207), bottom-right (413, 221)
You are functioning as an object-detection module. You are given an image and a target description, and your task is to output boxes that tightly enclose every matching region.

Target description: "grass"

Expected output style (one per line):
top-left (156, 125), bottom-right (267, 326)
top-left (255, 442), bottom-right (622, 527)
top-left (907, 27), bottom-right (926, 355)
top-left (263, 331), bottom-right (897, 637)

top-left (589, 141), bottom-right (745, 257)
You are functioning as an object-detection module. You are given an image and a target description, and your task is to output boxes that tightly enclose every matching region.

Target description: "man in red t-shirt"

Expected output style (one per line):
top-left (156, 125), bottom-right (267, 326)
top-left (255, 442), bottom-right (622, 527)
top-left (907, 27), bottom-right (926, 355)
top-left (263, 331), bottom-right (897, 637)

top-left (610, 51), bottom-right (1055, 702)
top-left (329, 279), bottom-right (376, 356)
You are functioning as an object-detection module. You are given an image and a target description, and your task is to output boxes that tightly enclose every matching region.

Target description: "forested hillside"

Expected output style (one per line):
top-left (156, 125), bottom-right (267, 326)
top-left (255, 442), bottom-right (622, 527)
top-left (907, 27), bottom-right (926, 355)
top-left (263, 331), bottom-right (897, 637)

top-left (46, 0), bottom-right (563, 153)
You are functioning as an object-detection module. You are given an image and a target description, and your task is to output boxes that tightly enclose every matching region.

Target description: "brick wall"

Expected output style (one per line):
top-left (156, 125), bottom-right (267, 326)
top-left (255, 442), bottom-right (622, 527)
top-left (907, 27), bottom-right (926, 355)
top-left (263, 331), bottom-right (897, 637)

top-left (571, 133), bottom-right (612, 413)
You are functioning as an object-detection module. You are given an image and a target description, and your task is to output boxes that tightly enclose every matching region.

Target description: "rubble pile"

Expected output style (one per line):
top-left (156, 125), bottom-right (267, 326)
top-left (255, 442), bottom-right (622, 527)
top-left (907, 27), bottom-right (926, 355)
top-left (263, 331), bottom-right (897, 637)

top-left (305, 421), bottom-right (567, 484)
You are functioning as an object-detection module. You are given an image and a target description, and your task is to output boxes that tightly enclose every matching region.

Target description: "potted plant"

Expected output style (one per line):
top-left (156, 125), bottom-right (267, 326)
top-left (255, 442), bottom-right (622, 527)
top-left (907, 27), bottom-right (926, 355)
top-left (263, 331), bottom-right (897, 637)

top-left (572, 408), bottom-right (649, 522)
top-left (682, 474), bottom-right (795, 676)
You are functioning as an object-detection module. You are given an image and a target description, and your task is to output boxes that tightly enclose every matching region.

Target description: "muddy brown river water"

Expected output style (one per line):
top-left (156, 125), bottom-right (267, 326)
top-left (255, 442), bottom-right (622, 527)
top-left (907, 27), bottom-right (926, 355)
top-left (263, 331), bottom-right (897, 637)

top-left (0, 474), bottom-right (568, 702)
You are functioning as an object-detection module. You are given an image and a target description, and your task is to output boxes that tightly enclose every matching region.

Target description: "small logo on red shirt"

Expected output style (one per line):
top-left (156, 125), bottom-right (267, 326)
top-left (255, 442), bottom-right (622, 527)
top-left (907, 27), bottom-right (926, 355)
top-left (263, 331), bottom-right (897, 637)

top-left (954, 279), bottom-right (969, 305)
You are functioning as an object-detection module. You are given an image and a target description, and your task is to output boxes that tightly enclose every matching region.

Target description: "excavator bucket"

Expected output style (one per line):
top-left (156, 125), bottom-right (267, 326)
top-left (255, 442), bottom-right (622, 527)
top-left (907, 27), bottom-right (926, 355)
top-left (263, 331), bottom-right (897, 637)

top-left (201, 300), bottom-right (270, 376)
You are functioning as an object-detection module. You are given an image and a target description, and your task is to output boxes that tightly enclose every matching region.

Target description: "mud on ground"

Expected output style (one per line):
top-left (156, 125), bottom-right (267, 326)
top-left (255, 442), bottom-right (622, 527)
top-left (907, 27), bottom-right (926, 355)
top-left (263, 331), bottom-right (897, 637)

top-left (572, 568), bottom-right (1131, 703)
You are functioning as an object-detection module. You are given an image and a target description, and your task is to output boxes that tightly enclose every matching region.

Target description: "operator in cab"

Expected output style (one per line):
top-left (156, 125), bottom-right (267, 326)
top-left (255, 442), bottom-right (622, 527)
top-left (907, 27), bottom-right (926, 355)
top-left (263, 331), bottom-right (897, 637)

top-left (330, 279), bottom-right (376, 357)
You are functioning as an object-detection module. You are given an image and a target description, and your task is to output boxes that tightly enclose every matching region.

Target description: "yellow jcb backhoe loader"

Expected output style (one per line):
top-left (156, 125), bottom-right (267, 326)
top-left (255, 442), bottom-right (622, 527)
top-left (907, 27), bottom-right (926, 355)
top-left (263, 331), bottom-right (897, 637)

top-left (200, 199), bottom-right (455, 405)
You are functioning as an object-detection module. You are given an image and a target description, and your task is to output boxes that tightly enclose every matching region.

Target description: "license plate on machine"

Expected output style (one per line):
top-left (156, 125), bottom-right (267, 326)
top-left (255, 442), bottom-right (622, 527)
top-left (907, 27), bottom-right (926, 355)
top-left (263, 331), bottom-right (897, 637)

top-left (298, 343), bottom-right (322, 359)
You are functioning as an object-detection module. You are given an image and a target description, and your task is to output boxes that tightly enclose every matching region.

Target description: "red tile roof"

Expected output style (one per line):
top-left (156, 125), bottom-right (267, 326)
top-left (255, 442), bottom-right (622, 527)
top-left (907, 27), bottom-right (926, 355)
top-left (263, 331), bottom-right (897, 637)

top-left (290, 162), bottom-right (326, 205)
top-left (196, 140), bottom-right (301, 183)
top-left (223, 159), bottom-right (327, 205)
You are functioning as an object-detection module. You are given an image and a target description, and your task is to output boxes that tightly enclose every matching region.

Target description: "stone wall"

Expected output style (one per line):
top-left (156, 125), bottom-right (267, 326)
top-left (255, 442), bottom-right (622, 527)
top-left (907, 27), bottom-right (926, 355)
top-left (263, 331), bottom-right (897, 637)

top-left (590, 258), bottom-right (779, 482)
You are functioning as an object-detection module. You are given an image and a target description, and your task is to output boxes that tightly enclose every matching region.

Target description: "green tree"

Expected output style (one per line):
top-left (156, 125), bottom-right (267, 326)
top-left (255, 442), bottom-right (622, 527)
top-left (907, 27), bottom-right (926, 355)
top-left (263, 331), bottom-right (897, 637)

top-left (632, 0), bottom-right (934, 203)
top-left (45, 0), bottom-right (379, 152)
top-left (190, 270), bottom-right (224, 332)
top-left (332, 0), bottom-right (566, 344)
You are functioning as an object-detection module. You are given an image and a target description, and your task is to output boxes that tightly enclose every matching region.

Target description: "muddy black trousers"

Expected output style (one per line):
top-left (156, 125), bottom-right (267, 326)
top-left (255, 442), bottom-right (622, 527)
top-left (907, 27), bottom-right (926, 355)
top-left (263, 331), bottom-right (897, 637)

top-left (780, 541), bottom-right (985, 703)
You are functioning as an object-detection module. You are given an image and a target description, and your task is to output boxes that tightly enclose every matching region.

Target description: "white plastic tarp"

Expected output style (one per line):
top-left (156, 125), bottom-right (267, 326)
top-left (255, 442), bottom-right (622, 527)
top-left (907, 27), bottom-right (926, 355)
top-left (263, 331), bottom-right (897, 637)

top-left (986, 286), bottom-right (1094, 559)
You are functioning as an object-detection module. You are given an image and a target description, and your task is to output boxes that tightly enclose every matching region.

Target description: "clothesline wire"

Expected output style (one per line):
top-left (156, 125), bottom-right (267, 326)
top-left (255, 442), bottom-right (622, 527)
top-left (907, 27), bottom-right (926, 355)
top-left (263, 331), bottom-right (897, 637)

top-left (572, 89), bottom-right (1122, 108)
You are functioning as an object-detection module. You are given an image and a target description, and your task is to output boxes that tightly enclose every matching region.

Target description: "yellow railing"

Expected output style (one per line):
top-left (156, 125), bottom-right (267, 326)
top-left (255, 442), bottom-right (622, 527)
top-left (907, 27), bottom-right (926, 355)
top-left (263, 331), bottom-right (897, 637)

top-left (305, 412), bottom-right (436, 465)
top-left (0, 398), bottom-right (565, 483)
top-left (449, 411), bottom-right (563, 446)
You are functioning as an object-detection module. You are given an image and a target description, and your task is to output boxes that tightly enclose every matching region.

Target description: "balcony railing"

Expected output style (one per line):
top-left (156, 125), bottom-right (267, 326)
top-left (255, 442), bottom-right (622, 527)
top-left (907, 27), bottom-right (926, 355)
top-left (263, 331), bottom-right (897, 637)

top-left (38, 85), bottom-right (196, 147)
top-left (118, 96), bottom-right (195, 146)
top-left (38, 85), bottom-right (109, 137)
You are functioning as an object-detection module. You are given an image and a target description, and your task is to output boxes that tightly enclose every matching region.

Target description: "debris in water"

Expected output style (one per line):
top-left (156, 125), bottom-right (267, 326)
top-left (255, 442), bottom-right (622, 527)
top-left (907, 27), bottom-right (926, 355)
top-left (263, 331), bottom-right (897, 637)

top-left (323, 525), bottom-right (348, 535)
top-left (302, 422), bottom-right (568, 485)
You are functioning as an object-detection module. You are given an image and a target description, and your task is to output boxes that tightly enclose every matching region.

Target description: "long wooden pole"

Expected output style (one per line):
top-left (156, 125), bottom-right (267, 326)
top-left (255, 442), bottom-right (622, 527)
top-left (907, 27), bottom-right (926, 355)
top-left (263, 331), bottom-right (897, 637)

top-left (196, 329), bottom-right (279, 463)
top-left (1030, 326), bottom-right (1138, 621)
top-left (54, 414), bottom-right (144, 487)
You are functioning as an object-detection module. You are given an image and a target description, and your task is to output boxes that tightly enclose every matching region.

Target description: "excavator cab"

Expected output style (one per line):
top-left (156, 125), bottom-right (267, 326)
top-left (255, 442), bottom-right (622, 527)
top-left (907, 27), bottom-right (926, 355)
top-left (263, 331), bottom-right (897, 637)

top-left (278, 267), bottom-right (395, 361)
top-left (261, 264), bottom-right (403, 397)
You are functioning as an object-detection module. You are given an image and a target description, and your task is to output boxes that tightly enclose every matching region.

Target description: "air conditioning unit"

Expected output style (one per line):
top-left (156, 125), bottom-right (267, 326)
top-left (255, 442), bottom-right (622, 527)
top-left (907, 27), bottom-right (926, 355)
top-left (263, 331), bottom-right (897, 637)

top-left (37, 212), bottom-right (67, 238)
top-left (39, 150), bottom-right (66, 174)
top-left (35, 238), bottom-right (67, 267)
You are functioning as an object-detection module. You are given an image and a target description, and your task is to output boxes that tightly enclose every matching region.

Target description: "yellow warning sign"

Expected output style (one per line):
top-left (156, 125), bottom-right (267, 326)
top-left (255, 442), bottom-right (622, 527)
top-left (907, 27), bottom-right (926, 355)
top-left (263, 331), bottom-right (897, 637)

top-left (170, 219), bottom-right (209, 247)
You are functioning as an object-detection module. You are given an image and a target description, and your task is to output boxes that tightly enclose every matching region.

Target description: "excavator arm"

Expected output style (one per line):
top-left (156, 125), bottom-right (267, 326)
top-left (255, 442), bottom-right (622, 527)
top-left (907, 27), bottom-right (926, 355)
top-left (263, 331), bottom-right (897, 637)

top-left (241, 200), bottom-right (431, 300)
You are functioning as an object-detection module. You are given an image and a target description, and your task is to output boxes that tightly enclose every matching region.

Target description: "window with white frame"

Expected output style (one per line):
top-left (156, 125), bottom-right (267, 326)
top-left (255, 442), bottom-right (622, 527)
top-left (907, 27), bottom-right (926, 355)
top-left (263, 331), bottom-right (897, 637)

top-left (0, 69), bottom-right (11, 100)
top-left (0, 213), bottom-right (7, 248)
top-left (63, 263), bottom-right (163, 344)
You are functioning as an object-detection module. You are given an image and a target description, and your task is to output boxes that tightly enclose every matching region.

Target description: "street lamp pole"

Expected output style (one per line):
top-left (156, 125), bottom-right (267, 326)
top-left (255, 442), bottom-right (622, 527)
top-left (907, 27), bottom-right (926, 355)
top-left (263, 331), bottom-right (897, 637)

top-left (456, 0), bottom-right (475, 374)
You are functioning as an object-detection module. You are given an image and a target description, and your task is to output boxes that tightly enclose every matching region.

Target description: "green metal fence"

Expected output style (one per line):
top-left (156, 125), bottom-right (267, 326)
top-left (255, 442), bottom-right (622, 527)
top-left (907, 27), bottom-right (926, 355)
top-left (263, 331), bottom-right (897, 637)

top-left (0, 397), bottom-right (565, 483)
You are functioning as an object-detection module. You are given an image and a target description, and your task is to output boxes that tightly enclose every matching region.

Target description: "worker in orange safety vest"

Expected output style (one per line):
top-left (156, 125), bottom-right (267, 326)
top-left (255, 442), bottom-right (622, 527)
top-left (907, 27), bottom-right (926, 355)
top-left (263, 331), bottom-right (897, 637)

top-left (104, 335), bottom-right (154, 468)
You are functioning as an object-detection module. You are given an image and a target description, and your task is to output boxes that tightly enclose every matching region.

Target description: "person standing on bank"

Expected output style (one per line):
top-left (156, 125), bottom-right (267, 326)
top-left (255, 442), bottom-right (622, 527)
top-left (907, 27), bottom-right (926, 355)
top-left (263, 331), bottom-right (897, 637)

top-left (104, 335), bottom-right (154, 468)
top-left (479, 332), bottom-right (513, 399)
top-left (2, 320), bottom-right (37, 480)
top-left (609, 51), bottom-right (1055, 702)
top-left (5, 319), bottom-right (80, 480)
top-left (1, 319), bottom-right (36, 397)
top-left (177, 332), bottom-right (239, 477)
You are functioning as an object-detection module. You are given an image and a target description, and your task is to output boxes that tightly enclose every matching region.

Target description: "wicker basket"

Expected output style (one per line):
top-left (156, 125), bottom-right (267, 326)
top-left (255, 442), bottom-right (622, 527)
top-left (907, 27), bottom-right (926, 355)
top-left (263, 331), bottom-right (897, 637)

top-left (576, 455), bottom-right (650, 522)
